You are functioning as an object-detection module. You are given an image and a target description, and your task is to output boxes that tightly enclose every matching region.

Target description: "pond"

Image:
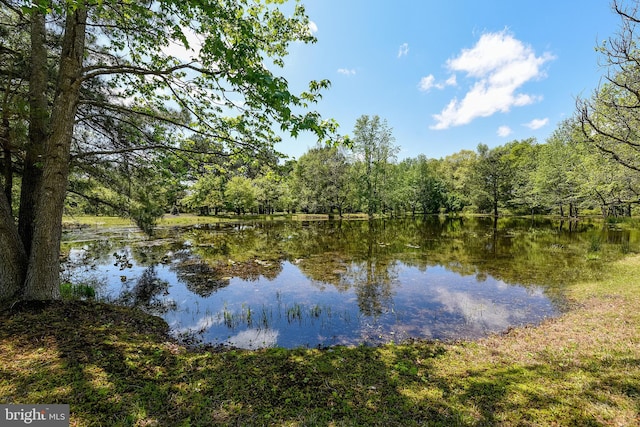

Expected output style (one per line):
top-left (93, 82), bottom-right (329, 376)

top-left (60, 216), bottom-right (636, 349)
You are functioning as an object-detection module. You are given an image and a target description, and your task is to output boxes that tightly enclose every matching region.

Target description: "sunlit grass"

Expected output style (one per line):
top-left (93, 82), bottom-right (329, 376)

top-left (63, 214), bottom-right (224, 228)
top-left (62, 214), bottom-right (297, 229)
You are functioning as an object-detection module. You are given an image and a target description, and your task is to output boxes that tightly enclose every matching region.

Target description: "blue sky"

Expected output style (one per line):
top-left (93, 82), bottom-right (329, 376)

top-left (275, 0), bottom-right (622, 160)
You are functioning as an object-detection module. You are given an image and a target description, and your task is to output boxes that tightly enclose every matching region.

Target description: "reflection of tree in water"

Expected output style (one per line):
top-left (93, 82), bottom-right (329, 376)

top-left (187, 222), bottom-right (289, 263)
top-left (64, 218), bottom-right (638, 312)
top-left (344, 260), bottom-right (398, 317)
top-left (173, 259), bottom-right (231, 297)
top-left (294, 254), bottom-right (351, 291)
top-left (61, 239), bottom-right (118, 268)
top-left (289, 217), bottom-right (630, 311)
top-left (115, 266), bottom-right (176, 315)
top-left (168, 249), bottom-right (283, 297)
top-left (168, 251), bottom-right (230, 297)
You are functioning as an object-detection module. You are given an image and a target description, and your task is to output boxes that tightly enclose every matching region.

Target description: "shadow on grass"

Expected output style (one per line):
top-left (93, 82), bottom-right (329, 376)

top-left (0, 301), bottom-right (638, 426)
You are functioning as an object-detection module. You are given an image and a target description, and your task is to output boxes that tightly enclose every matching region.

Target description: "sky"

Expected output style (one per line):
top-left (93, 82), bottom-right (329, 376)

top-left (274, 0), bottom-right (623, 160)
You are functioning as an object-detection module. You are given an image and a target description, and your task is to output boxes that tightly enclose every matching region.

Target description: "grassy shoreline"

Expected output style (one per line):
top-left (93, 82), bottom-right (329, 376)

top-left (1, 256), bottom-right (639, 425)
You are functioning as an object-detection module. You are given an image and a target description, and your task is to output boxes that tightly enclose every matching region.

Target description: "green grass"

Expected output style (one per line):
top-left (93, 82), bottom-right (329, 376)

top-left (62, 214), bottom-right (295, 229)
top-left (1, 256), bottom-right (639, 425)
top-left (63, 214), bottom-right (224, 228)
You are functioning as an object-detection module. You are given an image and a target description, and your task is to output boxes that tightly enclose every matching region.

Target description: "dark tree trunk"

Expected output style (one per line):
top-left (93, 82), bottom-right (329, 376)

top-left (492, 181), bottom-right (499, 217)
top-left (22, 6), bottom-right (87, 300)
top-left (1, 111), bottom-right (12, 204)
top-left (1, 148), bottom-right (10, 205)
top-left (0, 189), bottom-right (25, 302)
top-left (18, 10), bottom-right (49, 257)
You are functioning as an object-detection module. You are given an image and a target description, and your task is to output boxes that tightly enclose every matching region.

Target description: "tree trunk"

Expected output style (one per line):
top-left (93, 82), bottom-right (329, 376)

top-left (22, 6), bottom-right (87, 300)
top-left (18, 10), bottom-right (49, 257)
top-left (0, 189), bottom-right (26, 302)
top-left (492, 181), bottom-right (499, 217)
top-left (1, 114), bottom-right (12, 204)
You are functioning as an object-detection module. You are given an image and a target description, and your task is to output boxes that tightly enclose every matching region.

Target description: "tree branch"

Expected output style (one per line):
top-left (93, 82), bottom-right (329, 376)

top-left (72, 143), bottom-right (229, 160)
top-left (81, 62), bottom-right (222, 81)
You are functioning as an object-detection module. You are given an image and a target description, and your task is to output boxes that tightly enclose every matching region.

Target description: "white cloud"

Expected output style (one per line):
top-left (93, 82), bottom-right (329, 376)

top-left (337, 68), bottom-right (356, 76)
top-left (431, 30), bottom-right (554, 130)
top-left (525, 118), bottom-right (549, 130)
top-left (398, 42), bottom-right (409, 58)
top-left (418, 74), bottom-right (457, 92)
top-left (308, 20), bottom-right (318, 35)
top-left (418, 75), bottom-right (435, 91)
top-left (444, 74), bottom-right (457, 87)
top-left (497, 126), bottom-right (513, 137)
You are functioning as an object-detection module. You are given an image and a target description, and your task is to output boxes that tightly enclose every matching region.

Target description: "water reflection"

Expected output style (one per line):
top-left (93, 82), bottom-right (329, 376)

top-left (114, 266), bottom-right (175, 314)
top-left (60, 217), bottom-right (637, 348)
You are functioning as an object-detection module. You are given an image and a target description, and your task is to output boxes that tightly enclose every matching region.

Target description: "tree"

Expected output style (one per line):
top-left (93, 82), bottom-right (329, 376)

top-left (438, 150), bottom-right (477, 213)
top-left (472, 143), bottom-right (514, 217)
top-left (534, 120), bottom-right (587, 217)
top-left (0, 0), bottom-right (337, 303)
top-left (414, 155), bottom-right (447, 215)
top-left (350, 115), bottom-right (399, 217)
top-left (254, 167), bottom-right (282, 214)
top-left (503, 138), bottom-right (540, 215)
top-left (395, 159), bottom-right (419, 216)
top-left (225, 176), bottom-right (256, 215)
top-left (577, 0), bottom-right (640, 173)
top-left (181, 173), bottom-right (225, 216)
top-left (292, 145), bottom-right (350, 214)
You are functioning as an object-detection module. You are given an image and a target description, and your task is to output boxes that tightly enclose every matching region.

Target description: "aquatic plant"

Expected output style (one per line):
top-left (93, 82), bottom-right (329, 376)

top-left (60, 282), bottom-right (96, 300)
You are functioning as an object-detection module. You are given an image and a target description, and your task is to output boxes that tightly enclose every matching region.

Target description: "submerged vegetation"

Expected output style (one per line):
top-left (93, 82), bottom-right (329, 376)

top-left (1, 253), bottom-right (638, 425)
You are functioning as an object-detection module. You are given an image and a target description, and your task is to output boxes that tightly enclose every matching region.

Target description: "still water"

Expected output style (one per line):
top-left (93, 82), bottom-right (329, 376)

top-left (60, 217), bottom-right (635, 349)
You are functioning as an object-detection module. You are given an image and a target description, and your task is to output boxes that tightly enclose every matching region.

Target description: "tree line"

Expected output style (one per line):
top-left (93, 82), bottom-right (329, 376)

top-left (93, 113), bottom-right (635, 220)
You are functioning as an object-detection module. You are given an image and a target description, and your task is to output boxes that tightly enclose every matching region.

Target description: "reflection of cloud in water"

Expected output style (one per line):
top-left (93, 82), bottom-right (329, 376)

top-left (174, 314), bottom-right (222, 335)
top-left (227, 329), bottom-right (279, 349)
top-left (495, 279), bottom-right (509, 290)
top-left (433, 287), bottom-right (512, 332)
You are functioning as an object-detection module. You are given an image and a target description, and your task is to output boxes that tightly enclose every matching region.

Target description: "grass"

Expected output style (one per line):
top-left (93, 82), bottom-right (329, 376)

top-left (62, 214), bottom-right (227, 228)
top-left (1, 257), bottom-right (639, 426)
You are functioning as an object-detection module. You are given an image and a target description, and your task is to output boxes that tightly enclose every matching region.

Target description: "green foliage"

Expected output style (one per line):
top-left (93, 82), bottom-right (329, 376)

top-left (180, 174), bottom-right (225, 216)
top-left (350, 115), bottom-right (400, 217)
top-left (293, 145), bottom-right (351, 214)
top-left (253, 167), bottom-right (283, 214)
top-left (1, 0), bottom-right (340, 242)
top-left (224, 176), bottom-right (256, 214)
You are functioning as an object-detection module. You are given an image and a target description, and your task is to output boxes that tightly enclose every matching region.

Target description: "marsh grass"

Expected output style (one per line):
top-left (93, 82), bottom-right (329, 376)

top-left (1, 257), bottom-right (639, 425)
top-left (59, 282), bottom-right (96, 300)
